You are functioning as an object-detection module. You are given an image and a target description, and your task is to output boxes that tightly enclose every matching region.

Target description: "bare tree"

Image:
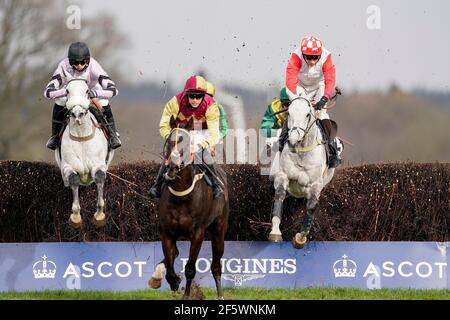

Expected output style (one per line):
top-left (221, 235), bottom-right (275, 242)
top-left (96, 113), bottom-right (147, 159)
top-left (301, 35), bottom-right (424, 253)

top-left (0, 0), bottom-right (127, 159)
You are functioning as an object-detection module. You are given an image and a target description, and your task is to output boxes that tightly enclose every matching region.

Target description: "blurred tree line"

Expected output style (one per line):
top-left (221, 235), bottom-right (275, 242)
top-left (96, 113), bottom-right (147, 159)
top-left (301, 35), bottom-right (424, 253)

top-left (1, 1), bottom-right (449, 165)
top-left (0, 0), bottom-right (126, 160)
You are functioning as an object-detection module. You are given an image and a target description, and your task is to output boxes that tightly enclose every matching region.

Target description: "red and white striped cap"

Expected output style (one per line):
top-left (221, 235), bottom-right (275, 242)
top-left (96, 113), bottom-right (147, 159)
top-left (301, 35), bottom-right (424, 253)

top-left (300, 36), bottom-right (323, 55)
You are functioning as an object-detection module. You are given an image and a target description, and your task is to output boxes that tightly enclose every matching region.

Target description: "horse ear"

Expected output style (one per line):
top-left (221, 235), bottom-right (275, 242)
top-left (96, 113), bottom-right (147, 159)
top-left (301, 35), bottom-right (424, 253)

top-left (169, 116), bottom-right (176, 129)
top-left (186, 117), bottom-right (194, 130)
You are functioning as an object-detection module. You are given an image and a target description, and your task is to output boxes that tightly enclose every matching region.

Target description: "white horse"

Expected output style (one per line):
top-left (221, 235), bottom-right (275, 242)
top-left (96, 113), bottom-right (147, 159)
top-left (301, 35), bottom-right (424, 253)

top-left (55, 78), bottom-right (114, 228)
top-left (268, 96), bottom-right (335, 248)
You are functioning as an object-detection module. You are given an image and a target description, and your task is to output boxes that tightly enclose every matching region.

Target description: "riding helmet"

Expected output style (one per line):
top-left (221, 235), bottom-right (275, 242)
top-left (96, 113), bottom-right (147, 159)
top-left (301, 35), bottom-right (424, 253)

top-left (68, 42), bottom-right (91, 65)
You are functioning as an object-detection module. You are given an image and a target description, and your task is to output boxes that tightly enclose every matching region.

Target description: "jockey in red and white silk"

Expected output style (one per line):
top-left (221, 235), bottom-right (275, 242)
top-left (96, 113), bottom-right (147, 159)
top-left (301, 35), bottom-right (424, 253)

top-left (285, 36), bottom-right (336, 119)
top-left (283, 36), bottom-right (342, 168)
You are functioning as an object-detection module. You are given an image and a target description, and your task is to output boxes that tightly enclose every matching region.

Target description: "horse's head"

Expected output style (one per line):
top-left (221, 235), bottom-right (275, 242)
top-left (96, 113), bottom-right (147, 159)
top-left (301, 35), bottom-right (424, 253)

top-left (65, 79), bottom-right (91, 126)
top-left (287, 97), bottom-right (315, 146)
top-left (164, 116), bottom-right (194, 181)
top-left (68, 104), bottom-right (90, 126)
top-left (66, 78), bottom-right (89, 100)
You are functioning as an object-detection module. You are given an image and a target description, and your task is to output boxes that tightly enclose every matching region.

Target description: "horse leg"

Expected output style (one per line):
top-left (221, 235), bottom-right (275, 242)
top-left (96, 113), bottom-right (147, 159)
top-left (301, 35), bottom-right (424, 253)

top-left (161, 235), bottom-right (181, 292)
top-left (210, 217), bottom-right (227, 300)
top-left (183, 230), bottom-right (205, 300)
top-left (149, 259), bottom-right (166, 289)
top-left (92, 169), bottom-right (106, 228)
top-left (292, 185), bottom-right (321, 249)
top-left (269, 174), bottom-right (288, 242)
top-left (68, 172), bottom-right (82, 229)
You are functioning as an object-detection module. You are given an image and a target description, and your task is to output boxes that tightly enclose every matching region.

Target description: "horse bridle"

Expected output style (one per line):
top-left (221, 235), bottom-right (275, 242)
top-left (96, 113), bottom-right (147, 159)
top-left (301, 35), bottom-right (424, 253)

top-left (164, 127), bottom-right (206, 197)
top-left (288, 96), bottom-right (319, 141)
top-left (164, 127), bottom-right (194, 170)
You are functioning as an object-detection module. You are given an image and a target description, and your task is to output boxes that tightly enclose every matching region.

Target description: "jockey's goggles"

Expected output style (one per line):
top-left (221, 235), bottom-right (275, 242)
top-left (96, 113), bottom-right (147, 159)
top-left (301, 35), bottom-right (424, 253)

top-left (187, 93), bottom-right (205, 100)
top-left (303, 54), bottom-right (321, 61)
top-left (70, 59), bottom-right (88, 66)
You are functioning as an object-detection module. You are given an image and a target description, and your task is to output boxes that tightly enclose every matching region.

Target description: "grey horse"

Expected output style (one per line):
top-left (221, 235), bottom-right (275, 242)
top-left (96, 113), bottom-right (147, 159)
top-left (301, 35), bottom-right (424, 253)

top-left (268, 96), bottom-right (335, 248)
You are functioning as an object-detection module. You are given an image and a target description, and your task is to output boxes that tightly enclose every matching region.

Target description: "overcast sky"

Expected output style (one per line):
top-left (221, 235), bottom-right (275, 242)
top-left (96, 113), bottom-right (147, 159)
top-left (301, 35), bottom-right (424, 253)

top-left (73, 0), bottom-right (450, 92)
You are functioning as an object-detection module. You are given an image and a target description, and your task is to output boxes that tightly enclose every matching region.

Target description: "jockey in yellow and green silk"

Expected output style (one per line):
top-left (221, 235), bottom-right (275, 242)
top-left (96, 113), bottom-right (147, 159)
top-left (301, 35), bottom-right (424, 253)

top-left (149, 75), bottom-right (224, 199)
top-left (260, 87), bottom-right (290, 140)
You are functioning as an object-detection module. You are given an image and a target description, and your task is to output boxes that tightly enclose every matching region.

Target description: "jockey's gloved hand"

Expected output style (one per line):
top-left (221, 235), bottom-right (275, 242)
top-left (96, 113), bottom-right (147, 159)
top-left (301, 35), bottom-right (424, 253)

top-left (87, 89), bottom-right (98, 99)
top-left (314, 96), bottom-right (328, 111)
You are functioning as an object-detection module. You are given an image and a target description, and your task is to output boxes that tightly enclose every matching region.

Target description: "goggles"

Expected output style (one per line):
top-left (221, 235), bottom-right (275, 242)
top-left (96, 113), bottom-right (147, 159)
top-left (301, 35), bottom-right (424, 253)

top-left (187, 93), bottom-right (205, 100)
top-left (70, 59), bottom-right (88, 66)
top-left (303, 54), bottom-right (321, 61)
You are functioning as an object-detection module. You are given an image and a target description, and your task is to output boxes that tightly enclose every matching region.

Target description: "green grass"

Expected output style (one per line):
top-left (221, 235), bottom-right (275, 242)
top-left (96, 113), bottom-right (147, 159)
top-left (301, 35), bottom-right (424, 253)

top-left (1, 288), bottom-right (449, 300)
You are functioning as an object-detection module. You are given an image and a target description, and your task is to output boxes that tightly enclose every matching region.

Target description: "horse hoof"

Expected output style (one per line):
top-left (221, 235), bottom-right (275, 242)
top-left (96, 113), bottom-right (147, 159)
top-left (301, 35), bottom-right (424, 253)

top-left (149, 277), bottom-right (162, 289)
top-left (292, 233), bottom-right (307, 249)
top-left (69, 215), bottom-right (82, 229)
top-left (170, 283), bottom-right (180, 292)
top-left (268, 233), bottom-right (283, 242)
top-left (170, 275), bottom-right (182, 292)
top-left (218, 296), bottom-right (225, 300)
top-left (92, 214), bottom-right (106, 228)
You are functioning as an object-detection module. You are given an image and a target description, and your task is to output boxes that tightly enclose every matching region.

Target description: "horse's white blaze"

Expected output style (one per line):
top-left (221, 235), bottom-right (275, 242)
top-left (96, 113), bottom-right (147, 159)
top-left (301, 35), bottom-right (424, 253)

top-left (55, 79), bottom-right (113, 227)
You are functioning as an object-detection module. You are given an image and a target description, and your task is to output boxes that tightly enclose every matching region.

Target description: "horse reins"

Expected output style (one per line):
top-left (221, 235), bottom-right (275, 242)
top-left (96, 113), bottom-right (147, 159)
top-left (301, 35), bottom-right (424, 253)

top-left (164, 127), bottom-right (195, 168)
top-left (164, 127), bottom-right (217, 197)
top-left (288, 97), bottom-right (326, 153)
top-left (289, 96), bottom-right (318, 137)
top-left (272, 87), bottom-right (342, 117)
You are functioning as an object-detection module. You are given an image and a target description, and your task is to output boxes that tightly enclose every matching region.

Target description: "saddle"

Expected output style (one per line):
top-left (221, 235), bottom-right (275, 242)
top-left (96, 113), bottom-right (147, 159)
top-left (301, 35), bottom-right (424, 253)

top-left (57, 110), bottom-right (109, 143)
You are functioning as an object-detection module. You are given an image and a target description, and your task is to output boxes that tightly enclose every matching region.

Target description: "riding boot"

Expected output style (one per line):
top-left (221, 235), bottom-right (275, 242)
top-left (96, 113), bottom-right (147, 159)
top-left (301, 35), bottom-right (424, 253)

top-left (204, 163), bottom-right (224, 198)
top-left (46, 104), bottom-right (65, 150)
top-left (328, 138), bottom-right (343, 168)
top-left (278, 120), bottom-right (289, 152)
top-left (102, 105), bottom-right (122, 150)
top-left (149, 163), bottom-right (166, 199)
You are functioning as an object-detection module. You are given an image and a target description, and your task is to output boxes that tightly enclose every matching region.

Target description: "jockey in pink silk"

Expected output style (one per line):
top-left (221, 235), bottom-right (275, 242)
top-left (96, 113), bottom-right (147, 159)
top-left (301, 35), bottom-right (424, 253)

top-left (44, 42), bottom-right (121, 150)
top-left (149, 75), bottom-right (224, 199)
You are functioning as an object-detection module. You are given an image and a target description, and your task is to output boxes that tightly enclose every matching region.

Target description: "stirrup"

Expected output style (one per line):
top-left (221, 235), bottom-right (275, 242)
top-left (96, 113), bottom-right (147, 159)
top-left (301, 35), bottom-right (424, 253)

top-left (328, 156), bottom-right (342, 169)
top-left (109, 136), bottom-right (122, 150)
top-left (149, 185), bottom-right (161, 199)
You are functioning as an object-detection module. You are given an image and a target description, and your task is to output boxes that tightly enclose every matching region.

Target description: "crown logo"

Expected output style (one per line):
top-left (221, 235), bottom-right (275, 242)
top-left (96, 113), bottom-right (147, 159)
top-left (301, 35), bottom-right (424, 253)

top-left (33, 255), bottom-right (56, 279)
top-left (333, 254), bottom-right (357, 278)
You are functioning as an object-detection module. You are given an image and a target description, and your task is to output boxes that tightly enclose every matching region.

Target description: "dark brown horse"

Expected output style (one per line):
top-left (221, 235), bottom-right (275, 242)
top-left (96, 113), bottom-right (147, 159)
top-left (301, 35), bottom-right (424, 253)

top-left (149, 116), bottom-right (229, 300)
